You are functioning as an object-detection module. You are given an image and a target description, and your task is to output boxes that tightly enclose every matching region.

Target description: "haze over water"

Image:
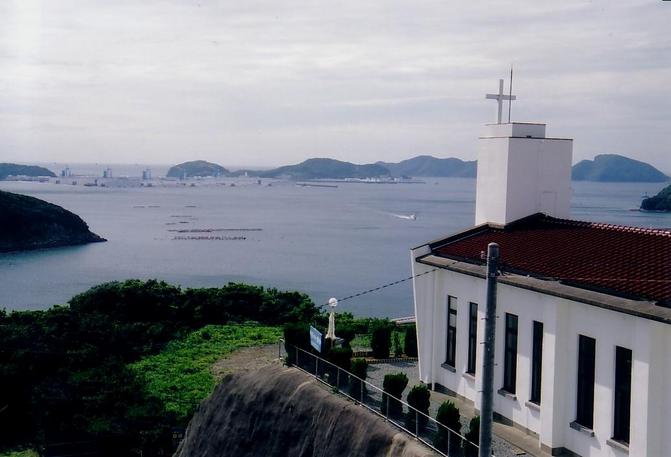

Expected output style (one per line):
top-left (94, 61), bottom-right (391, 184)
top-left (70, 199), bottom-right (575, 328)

top-left (1, 177), bottom-right (668, 317)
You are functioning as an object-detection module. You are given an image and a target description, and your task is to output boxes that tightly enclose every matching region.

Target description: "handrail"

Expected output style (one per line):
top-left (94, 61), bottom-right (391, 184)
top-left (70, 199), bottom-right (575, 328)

top-left (278, 339), bottom-right (479, 456)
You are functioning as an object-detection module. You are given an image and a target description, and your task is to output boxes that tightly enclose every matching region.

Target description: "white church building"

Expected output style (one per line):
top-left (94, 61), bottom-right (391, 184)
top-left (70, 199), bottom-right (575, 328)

top-left (411, 88), bottom-right (671, 456)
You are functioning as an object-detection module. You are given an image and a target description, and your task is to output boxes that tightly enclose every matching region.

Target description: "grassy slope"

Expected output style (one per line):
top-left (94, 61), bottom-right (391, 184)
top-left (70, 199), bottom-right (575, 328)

top-left (130, 324), bottom-right (281, 420)
top-left (0, 450), bottom-right (39, 457)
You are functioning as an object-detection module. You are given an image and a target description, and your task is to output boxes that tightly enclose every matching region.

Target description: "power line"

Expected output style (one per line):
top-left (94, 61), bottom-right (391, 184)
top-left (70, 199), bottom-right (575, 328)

top-left (320, 268), bottom-right (440, 308)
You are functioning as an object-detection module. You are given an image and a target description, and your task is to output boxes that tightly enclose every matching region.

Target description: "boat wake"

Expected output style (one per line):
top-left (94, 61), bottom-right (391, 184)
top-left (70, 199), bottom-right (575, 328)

top-left (390, 213), bottom-right (417, 221)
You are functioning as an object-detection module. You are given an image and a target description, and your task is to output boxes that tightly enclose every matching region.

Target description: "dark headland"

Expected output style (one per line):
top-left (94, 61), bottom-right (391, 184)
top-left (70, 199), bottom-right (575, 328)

top-left (641, 184), bottom-right (671, 212)
top-left (0, 163), bottom-right (56, 180)
top-left (572, 154), bottom-right (668, 182)
top-left (0, 190), bottom-right (106, 252)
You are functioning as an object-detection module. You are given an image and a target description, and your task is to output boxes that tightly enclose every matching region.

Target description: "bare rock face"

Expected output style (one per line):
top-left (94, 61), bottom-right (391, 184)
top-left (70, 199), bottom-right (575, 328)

top-left (175, 365), bottom-right (435, 457)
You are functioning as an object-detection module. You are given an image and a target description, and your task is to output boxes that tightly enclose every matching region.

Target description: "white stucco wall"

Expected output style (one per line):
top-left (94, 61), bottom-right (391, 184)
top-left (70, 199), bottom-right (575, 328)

top-left (475, 123), bottom-right (572, 226)
top-left (411, 263), bottom-right (670, 457)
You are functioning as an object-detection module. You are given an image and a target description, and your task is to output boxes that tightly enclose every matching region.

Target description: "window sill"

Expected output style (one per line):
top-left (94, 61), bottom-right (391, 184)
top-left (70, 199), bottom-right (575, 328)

top-left (462, 371), bottom-right (476, 382)
top-left (525, 400), bottom-right (541, 412)
top-left (606, 438), bottom-right (629, 454)
top-left (441, 363), bottom-right (456, 373)
top-left (497, 388), bottom-right (517, 400)
top-left (569, 421), bottom-right (595, 437)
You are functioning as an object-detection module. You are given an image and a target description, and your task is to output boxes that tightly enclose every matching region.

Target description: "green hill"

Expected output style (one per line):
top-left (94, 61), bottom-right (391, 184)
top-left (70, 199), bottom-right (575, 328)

top-left (641, 185), bottom-right (671, 212)
top-left (260, 158), bottom-right (390, 180)
top-left (167, 160), bottom-right (230, 178)
top-left (377, 155), bottom-right (476, 177)
top-left (0, 190), bottom-right (105, 252)
top-left (571, 154), bottom-right (668, 182)
top-left (0, 163), bottom-right (56, 180)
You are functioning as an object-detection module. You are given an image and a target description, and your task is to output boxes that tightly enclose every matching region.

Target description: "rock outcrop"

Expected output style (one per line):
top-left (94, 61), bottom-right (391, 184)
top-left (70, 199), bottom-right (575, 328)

top-left (175, 365), bottom-right (435, 457)
top-left (0, 190), bottom-right (105, 252)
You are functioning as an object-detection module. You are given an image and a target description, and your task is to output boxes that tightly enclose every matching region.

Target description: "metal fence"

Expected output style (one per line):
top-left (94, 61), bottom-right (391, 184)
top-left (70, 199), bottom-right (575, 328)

top-left (279, 340), bottom-right (479, 457)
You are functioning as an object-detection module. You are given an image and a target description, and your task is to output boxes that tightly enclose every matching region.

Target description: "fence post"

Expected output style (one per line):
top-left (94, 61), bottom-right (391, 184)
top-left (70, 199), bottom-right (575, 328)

top-left (360, 379), bottom-right (364, 403)
top-left (295, 346), bottom-right (298, 367)
top-left (385, 395), bottom-right (389, 421)
top-left (315, 355), bottom-right (318, 378)
top-left (278, 339), bottom-right (281, 360)
top-left (336, 368), bottom-right (340, 391)
top-left (415, 410), bottom-right (419, 439)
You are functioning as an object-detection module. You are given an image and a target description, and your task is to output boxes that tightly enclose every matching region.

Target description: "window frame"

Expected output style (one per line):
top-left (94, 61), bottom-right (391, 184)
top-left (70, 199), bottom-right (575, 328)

top-left (445, 296), bottom-right (457, 367)
top-left (466, 302), bottom-right (478, 374)
top-left (613, 346), bottom-right (632, 443)
top-left (502, 313), bottom-right (518, 394)
top-left (530, 321), bottom-right (543, 404)
top-left (575, 334), bottom-right (596, 429)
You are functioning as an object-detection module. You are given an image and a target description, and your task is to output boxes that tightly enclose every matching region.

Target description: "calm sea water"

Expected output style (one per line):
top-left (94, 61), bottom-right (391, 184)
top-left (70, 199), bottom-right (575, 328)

top-left (0, 177), bottom-right (668, 317)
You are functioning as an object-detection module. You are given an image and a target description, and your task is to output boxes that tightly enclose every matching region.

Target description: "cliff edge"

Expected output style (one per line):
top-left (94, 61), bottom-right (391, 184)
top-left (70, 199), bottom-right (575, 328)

top-left (0, 190), bottom-right (106, 252)
top-left (175, 365), bottom-right (435, 457)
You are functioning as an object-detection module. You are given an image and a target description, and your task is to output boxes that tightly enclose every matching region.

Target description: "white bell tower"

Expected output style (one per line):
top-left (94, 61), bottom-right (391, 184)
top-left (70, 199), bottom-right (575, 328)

top-left (475, 80), bottom-right (573, 226)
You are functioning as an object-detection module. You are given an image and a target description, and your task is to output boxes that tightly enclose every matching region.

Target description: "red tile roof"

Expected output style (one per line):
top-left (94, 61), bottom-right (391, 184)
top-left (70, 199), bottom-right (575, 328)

top-left (431, 214), bottom-right (671, 305)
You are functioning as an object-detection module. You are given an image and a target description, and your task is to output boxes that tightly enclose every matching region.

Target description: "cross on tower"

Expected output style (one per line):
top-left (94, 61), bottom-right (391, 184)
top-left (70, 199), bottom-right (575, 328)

top-left (486, 79), bottom-right (516, 124)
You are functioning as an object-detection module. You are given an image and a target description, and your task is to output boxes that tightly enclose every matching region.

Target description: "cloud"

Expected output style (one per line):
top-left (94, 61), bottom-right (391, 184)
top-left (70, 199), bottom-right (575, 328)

top-left (0, 0), bottom-right (669, 170)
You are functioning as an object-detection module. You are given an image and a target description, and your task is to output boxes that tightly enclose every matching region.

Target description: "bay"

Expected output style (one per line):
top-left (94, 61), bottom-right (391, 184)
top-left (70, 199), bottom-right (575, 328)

top-left (0, 177), bottom-right (668, 317)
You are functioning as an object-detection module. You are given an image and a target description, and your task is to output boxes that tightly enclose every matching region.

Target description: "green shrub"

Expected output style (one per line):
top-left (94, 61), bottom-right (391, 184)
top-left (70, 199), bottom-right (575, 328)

top-left (405, 384), bottom-right (430, 432)
top-left (434, 400), bottom-right (461, 454)
top-left (464, 415), bottom-right (480, 457)
top-left (404, 325), bottom-right (418, 357)
top-left (349, 358), bottom-right (368, 399)
top-left (336, 324), bottom-right (357, 347)
top-left (393, 332), bottom-right (402, 357)
top-left (371, 324), bottom-right (391, 359)
top-left (283, 322), bottom-right (309, 366)
top-left (381, 373), bottom-right (408, 417)
top-left (324, 346), bottom-right (353, 387)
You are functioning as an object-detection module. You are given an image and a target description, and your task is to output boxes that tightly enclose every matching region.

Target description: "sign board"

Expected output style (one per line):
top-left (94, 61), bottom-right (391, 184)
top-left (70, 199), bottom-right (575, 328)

top-left (309, 325), bottom-right (322, 353)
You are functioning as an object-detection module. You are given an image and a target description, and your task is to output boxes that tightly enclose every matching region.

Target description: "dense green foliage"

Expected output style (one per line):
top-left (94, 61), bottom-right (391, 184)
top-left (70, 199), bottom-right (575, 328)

top-left (371, 323), bottom-right (392, 359)
top-left (464, 416), bottom-right (480, 457)
top-left (405, 384), bottom-right (430, 432)
top-left (0, 163), bottom-right (55, 180)
top-left (131, 324), bottom-right (281, 420)
top-left (404, 325), bottom-right (418, 357)
top-left (349, 358), bottom-right (368, 398)
top-left (380, 373), bottom-right (408, 417)
top-left (0, 190), bottom-right (104, 252)
top-left (572, 154), bottom-right (668, 182)
top-left (641, 184), bottom-right (671, 211)
top-left (434, 400), bottom-right (462, 454)
top-left (0, 279), bottom-right (316, 456)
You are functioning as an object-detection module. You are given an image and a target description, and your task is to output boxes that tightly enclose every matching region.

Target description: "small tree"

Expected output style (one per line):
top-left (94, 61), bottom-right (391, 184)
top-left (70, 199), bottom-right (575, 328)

top-left (405, 384), bottom-right (430, 433)
top-left (434, 400), bottom-right (461, 454)
top-left (404, 325), bottom-right (418, 357)
top-left (381, 373), bottom-right (408, 417)
top-left (464, 415), bottom-right (480, 457)
top-left (371, 324), bottom-right (391, 359)
top-left (349, 358), bottom-right (368, 399)
top-left (393, 332), bottom-right (403, 357)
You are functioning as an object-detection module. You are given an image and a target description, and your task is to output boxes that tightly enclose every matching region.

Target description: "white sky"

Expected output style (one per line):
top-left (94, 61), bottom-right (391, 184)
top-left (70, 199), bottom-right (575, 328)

top-left (1, 0), bottom-right (670, 171)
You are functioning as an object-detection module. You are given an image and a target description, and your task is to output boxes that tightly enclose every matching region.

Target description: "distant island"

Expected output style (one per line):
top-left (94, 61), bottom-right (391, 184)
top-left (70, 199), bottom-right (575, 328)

top-left (641, 185), bottom-right (671, 212)
top-left (0, 163), bottom-right (56, 180)
top-left (572, 154), bottom-right (668, 182)
top-left (0, 190), bottom-right (105, 252)
top-left (167, 160), bottom-right (230, 178)
top-left (258, 158), bottom-right (390, 180)
top-left (165, 153), bottom-right (667, 182)
top-left (377, 155), bottom-right (476, 178)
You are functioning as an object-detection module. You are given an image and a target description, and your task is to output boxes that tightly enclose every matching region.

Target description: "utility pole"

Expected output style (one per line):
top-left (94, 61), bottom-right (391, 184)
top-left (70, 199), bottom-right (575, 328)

top-left (479, 242), bottom-right (499, 457)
